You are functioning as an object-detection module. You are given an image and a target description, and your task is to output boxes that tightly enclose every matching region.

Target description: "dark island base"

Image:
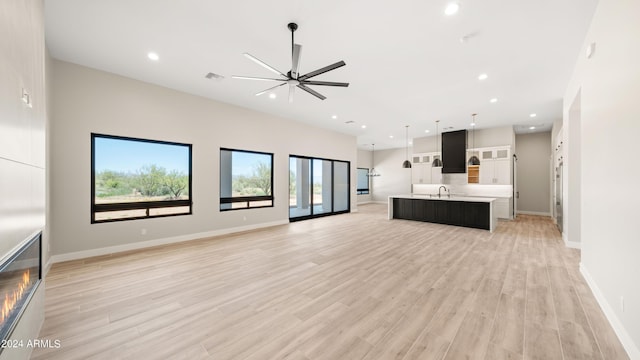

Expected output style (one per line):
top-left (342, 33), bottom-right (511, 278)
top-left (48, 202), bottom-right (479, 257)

top-left (392, 198), bottom-right (490, 230)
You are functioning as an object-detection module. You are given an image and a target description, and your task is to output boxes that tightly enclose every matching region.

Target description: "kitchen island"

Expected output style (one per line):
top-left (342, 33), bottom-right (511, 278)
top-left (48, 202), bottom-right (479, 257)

top-left (388, 194), bottom-right (497, 232)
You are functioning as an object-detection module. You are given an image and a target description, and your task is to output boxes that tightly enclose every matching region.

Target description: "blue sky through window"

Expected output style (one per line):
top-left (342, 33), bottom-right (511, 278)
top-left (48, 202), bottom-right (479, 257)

top-left (94, 137), bottom-right (190, 173)
top-left (231, 151), bottom-right (270, 177)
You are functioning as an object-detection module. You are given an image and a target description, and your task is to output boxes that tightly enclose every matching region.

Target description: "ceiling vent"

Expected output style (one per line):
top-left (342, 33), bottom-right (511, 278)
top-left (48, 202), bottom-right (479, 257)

top-left (205, 72), bottom-right (224, 80)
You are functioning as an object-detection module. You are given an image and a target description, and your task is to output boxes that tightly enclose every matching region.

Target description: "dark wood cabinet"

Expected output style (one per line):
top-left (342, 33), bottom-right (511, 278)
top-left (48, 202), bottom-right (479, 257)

top-left (392, 198), bottom-right (490, 230)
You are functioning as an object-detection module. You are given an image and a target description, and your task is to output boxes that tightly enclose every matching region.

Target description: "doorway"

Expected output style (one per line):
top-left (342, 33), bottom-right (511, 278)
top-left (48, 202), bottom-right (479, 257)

top-left (289, 155), bottom-right (350, 221)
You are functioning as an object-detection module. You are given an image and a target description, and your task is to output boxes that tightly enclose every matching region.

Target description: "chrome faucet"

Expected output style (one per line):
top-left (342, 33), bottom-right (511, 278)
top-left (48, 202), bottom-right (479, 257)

top-left (438, 185), bottom-right (448, 198)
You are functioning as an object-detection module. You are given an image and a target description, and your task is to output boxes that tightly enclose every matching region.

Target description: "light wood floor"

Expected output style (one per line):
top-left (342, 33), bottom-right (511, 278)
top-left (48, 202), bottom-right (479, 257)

top-left (33, 204), bottom-right (628, 360)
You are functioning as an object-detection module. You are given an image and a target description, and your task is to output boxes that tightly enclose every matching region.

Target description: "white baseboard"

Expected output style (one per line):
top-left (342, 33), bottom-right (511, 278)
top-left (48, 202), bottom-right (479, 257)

top-left (564, 239), bottom-right (581, 249)
top-left (50, 220), bottom-right (288, 264)
top-left (562, 232), bottom-right (581, 249)
top-left (516, 210), bottom-right (552, 217)
top-left (580, 263), bottom-right (639, 359)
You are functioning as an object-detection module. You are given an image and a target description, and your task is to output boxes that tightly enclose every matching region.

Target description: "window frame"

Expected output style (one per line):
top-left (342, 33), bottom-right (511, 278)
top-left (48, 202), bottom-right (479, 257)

top-left (356, 167), bottom-right (370, 195)
top-left (91, 133), bottom-right (193, 224)
top-left (219, 147), bottom-right (274, 211)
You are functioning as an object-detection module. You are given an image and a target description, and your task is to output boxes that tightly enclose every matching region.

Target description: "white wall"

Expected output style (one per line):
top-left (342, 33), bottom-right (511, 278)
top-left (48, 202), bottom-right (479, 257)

top-left (49, 60), bottom-right (357, 258)
top-left (356, 149), bottom-right (372, 203)
top-left (515, 132), bottom-right (551, 215)
top-left (413, 125), bottom-right (515, 153)
top-left (564, 0), bottom-right (640, 356)
top-left (0, 0), bottom-right (46, 358)
top-left (369, 147), bottom-right (411, 202)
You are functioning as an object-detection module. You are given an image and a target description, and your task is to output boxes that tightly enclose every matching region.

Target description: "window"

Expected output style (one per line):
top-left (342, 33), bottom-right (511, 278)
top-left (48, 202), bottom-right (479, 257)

top-left (357, 168), bottom-right (370, 195)
top-left (220, 148), bottom-right (274, 210)
top-left (91, 134), bottom-right (192, 223)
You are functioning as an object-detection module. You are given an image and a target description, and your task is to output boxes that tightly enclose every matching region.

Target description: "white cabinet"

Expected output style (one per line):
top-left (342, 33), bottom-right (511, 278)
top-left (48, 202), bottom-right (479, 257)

top-left (478, 147), bottom-right (511, 185)
top-left (411, 162), bottom-right (429, 184)
top-left (431, 165), bottom-right (442, 184)
top-left (412, 152), bottom-right (442, 184)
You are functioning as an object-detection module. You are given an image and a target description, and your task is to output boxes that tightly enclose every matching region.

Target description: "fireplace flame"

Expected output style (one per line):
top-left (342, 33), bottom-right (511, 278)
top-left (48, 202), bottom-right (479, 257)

top-left (1, 269), bottom-right (31, 325)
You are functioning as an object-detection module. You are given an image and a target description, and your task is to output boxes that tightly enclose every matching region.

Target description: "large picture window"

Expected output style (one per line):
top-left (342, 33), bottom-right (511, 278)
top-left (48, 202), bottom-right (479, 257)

top-left (357, 168), bottom-right (370, 195)
top-left (220, 148), bottom-right (274, 210)
top-left (91, 133), bottom-right (192, 223)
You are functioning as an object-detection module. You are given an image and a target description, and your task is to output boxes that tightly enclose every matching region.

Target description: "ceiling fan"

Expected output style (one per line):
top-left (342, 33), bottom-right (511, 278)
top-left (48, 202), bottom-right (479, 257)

top-left (232, 23), bottom-right (349, 102)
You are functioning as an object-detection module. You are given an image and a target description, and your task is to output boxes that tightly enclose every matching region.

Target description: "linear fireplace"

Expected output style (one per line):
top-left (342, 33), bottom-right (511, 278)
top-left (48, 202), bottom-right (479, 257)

top-left (0, 232), bottom-right (41, 348)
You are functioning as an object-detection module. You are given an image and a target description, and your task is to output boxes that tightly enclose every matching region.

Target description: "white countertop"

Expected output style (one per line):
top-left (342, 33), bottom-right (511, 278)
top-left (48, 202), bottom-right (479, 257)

top-left (390, 194), bottom-right (497, 203)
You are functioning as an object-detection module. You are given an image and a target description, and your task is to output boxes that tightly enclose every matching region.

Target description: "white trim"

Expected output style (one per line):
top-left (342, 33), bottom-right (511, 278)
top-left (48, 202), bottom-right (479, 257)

top-left (563, 232), bottom-right (580, 249)
top-left (580, 263), bottom-right (639, 360)
top-left (50, 220), bottom-right (288, 263)
top-left (564, 239), bottom-right (581, 249)
top-left (516, 210), bottom-right (552, 217)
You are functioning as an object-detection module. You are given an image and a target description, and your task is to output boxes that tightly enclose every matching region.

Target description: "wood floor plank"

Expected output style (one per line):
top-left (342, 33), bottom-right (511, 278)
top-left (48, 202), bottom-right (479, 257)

top-left (489, 294), bottom-right (526, 355)
top-left (31, 206), bottom-right (627, 360)
top-left (443, 311), bottom-right (494, 360)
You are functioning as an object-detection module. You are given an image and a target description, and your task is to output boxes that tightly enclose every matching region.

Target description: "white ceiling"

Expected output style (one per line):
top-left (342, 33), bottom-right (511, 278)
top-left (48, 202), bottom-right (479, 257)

top-left (44, 0), bottom-right (598, 149)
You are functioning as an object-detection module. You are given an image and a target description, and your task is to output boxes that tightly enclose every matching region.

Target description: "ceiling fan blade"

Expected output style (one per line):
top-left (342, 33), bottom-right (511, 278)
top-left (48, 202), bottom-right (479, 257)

top-left (291, 44), bottom-right (302, 79)
top-left (297, 84), bottom-right (326, 100)
top-left (231, 75), bottom-right (286, 81)
top-left (255, 83), bottom-right (286, 96)
top-left (289, 85), bottom-right (295, 103)
top-left (243, 53), bottom-right (287, 78)
top-left (298, 60), bottom-right (346, 81)
top-left (301, 80), bottom-right (349, 87)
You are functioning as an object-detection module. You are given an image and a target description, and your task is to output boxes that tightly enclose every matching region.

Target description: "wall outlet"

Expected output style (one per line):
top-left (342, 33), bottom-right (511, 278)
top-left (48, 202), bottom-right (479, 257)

top-left (620, 296), bottom-right (625, 312)
top-left (141, 228), bottom-right (147, 235)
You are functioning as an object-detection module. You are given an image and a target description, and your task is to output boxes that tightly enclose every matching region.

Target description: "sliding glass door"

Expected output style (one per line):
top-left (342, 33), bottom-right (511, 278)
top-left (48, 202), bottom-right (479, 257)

top-left (289, 155), bottom-right (350, 221)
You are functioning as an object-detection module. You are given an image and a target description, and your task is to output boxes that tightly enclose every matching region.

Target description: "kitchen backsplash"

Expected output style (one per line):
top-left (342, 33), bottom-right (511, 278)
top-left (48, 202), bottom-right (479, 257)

top-left (413, 183), bottom-right (513, 198)
top-left (442, 173), bottom-right (467, 185)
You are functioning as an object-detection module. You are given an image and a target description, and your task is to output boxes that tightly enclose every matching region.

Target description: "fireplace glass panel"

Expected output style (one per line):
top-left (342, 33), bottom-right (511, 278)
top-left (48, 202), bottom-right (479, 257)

top-left (0, 233), bottom-right (41, 343)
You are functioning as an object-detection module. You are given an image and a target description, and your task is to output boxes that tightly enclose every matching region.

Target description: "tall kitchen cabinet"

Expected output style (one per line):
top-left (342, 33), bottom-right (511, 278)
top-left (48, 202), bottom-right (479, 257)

top-left (478, 147), bottom-right (510, 185)
top-left (411, 152), bottom-right (442, 184)
top-left (467, 146), bottom-right (513, 219)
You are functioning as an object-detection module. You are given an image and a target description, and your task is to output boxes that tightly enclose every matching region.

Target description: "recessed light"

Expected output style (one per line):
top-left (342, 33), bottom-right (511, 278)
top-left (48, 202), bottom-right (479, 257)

top-left (409, 141), bottom-right (413, 145)
top-left (444, 2), bottom-right (460, 15)
top-left (478, 73), bottom-right (488, 81)
top-left (490, 98), bottom-right (498, 103)
top-left (389, 135), bottom-right (394, 139)
top-left (361, 125), bottom-right (367, 129)
top-left (147, 52), bottom-right (159, 61)
top-left (332, 115), bottom-right (338, 119)
top-left (425, 130), bottom-right (430, 133)
top-left (470, 122), bottom-right (476, 127)
top-left (529, 126), bottom-right (536, 130)
top-left (530, 113), bottom-right (537, 118)
top-left (268, 93), bottom-right (276, 99)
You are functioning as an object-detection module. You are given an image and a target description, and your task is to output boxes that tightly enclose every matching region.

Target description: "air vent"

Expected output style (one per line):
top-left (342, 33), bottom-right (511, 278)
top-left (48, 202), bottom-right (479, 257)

top-left (205, 72), bottom-right (224, 80)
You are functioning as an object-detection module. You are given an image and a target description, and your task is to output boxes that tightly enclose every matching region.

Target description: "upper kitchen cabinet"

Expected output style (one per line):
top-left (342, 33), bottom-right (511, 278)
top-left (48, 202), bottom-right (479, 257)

top-left (478, 146), bottom-right (511, 184)
top-left (412, 152), bottom-right (442, 184)
top-left (442, 130), bottom-right (467, 174)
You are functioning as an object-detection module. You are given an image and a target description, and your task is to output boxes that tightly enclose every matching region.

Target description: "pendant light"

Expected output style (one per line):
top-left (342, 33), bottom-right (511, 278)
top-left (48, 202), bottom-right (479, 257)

top-left (432, 120), bottom-right (443, 167)
top-left (402, 125), bottom-right (412, 168)
top-left (367, 144), bottom-right (381, 177)
top-left (468, 113), bottom-right (480, 166)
